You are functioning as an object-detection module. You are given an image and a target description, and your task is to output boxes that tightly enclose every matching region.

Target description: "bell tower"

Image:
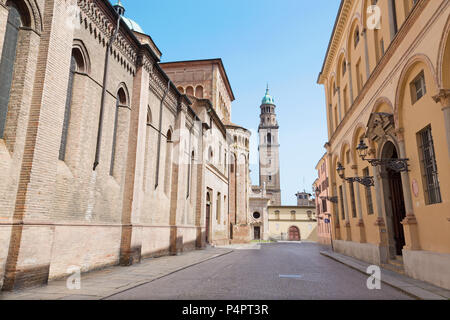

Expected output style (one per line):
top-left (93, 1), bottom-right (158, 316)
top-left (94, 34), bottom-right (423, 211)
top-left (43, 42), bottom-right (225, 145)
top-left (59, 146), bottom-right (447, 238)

top-left (258, 85), bottom-right (281, 205)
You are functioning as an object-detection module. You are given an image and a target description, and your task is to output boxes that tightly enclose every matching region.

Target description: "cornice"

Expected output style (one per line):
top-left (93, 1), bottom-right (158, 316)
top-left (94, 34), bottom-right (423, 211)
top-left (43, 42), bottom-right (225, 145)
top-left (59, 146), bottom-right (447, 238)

top-left (318, 0), bottom-right (353, 84)
top-left (326, 0), bottom-right (430, 148)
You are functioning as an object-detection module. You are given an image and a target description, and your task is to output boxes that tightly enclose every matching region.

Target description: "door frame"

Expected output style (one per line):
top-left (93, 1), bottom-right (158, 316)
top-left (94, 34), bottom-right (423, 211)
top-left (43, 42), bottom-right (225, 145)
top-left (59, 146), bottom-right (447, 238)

top-left (288, 226), bottom-right (301, 241)
top-left (379, 140), bottom-right (407, 258)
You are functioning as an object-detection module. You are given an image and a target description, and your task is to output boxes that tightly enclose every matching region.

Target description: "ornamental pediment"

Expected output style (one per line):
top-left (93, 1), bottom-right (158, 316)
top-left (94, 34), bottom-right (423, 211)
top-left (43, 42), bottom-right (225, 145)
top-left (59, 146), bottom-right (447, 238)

top-left (366, 113), bottom-right (395, 142)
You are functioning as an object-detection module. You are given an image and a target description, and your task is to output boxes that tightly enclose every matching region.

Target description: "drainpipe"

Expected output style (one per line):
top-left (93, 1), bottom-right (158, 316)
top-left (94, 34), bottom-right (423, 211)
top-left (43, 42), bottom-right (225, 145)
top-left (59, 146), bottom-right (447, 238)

top-left (93, 13), bottom-right (121, 171)
top-left (154, 80), bottom-right (171, 188)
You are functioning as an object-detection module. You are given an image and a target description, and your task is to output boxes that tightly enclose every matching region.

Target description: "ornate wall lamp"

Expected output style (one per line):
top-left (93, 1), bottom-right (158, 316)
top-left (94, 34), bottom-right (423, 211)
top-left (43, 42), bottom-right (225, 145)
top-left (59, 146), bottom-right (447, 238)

top-left (320, 196), bottom-right (339, 204)
top-left (316, 185), bottom-right (338, 204)
top-left (337, 162), bottom-right (375, 188)
top-left (356, 139), bottom-right (409, 173)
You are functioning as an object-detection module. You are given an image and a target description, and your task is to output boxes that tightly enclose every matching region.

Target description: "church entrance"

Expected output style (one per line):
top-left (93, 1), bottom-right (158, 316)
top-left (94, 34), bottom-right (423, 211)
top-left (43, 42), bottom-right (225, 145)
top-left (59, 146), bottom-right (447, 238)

top-left (381, 142), bottom-right (406, 257)
top-left (206, 192), bottom-right (211, 244)
top-left (254, 226), bottom-right (261, 240)
top-left (288, 226), bottom-right (300, 241)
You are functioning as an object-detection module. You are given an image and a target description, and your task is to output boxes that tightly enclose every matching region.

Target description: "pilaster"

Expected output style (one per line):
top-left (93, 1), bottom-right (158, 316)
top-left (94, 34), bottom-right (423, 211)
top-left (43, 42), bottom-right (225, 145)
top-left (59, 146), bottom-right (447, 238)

top-left (433, 89), bottom-right (450, 159)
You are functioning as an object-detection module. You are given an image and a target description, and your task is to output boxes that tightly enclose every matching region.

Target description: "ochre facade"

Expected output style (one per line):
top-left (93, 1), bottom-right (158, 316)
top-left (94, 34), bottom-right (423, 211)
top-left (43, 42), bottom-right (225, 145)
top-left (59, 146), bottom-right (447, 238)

top-left (314, 154), bottom-right (332, 245)
top-left (318, 0), bottom-right (450, 289)
top-left (0, 0), bottom-right (252, 291)
top-left (267, 206), bottom-right (318, 242)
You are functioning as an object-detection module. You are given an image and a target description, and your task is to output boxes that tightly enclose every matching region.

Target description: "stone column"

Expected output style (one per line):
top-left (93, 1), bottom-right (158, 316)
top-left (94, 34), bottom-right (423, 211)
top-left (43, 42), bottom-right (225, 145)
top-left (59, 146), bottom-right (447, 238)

top-left (342, 181), bottom-right (352, 241)
top-left (362, 28), bottom-right (371, 80)
top-left (3, 0), bottom-right (75, 291)
top-left (169, 102), bottom-right (188, 255)
top-left (120, 58), bottom-right (150, 266)
top-left (433, 89), bottom-right (450, 159)
top-left (353, 166), bottom-right (366, 243)
top-left (373, 165), bottom-right (389, 264)
top-left (347, 62), bottom-right (354, 104)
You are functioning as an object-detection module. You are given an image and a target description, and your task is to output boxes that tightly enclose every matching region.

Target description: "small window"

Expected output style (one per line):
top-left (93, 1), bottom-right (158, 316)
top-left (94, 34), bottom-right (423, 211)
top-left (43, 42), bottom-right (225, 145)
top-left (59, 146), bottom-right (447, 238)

top-left (354, 27), bottom-right (360, 48)
top-left (186, 86), bottom-right (194, 96)
top-left (342, 61), bottom-right (346, 75)
top-left (339, 185), bottom-right (345, 220)
top-left (253, 212), bottom-right (261, 219)
top-left (417, 126), bottom-right (442, 205)
top-left (410, 70), bottom-right (426, 104)
top-left (349, 182), bottom-right (357, 218)
top-left (216, 193), bottom-right (221, 222)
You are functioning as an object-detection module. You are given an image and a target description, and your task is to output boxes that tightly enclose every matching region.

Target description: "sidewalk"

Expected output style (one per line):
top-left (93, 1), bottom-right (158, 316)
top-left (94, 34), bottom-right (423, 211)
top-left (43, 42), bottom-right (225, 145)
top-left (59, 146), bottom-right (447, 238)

top-left (320, 250), bottom-right (450, 300)
top-left (0, 247), bottom-right (233, 300)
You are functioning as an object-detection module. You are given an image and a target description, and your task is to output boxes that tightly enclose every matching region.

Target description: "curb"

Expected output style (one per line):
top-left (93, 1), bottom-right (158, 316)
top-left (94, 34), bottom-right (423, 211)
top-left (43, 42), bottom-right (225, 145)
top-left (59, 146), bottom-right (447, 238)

top-left (320, 251), bottom-right (447, 300)
top-left (101, 249), bottom-right (234, 300)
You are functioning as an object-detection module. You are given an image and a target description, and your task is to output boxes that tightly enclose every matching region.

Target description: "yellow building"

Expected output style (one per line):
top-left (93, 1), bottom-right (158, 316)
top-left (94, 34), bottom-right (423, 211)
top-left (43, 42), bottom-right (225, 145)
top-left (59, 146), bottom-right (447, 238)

top-left (268, 205), bottom-right (318, 242)
top-left (317, 0), bottom-right (450, 290)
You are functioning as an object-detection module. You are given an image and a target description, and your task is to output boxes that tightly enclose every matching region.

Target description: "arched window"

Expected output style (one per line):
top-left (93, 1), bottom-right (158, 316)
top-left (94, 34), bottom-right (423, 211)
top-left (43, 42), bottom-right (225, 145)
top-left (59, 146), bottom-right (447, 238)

top-left (216, 192), bottom-right (221, 223)
top-left (342, 60), bottom-right (347, 75)
top-left (195, 85), bottom-right (204, 99)
top-left (354, 27), bottom-right (360, 48)
top-left (267, 133), bottom-right (272, 144)
top-left (110, 87), bottom-right (127, 175)
top-left (187, 150), bottom-right (194, 198)
top-left (208, 146), bottom-right (213, 162)
top-left (177, 86), bottom-right (184, 94)
top-left (186, 86), bottom-right (194, 96)
top-left (164, 129), bottom-right (173, 195)
top-left (0, 2), bottom-right (23, 139)
top-left (146, 106), bottom-right (152, 125)
top-left (59, 51), bottom-right (81, 161)
top-left (143, 106), bottom-right (153, 190)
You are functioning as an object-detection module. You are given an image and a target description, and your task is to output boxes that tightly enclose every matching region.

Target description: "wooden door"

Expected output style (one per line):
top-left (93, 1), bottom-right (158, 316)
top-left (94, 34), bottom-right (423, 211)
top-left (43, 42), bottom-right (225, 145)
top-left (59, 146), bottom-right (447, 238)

top-left (288, 226), bottom-right (300, 241)
top-left (388, 169), bottom-right (406, 255)
top-left (254, 227), bottom-right (261, 240)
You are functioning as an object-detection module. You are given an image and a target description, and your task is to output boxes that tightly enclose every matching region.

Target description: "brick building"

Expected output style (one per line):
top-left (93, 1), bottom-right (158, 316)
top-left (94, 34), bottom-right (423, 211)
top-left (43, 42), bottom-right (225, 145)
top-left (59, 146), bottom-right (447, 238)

top-left (0, 0), bottom-right (251, 291)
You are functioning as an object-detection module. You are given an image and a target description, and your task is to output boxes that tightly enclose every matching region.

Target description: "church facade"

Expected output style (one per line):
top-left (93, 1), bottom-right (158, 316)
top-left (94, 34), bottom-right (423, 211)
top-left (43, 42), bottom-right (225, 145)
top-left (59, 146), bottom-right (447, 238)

top-left (0, 0), bottom-right (251, 291)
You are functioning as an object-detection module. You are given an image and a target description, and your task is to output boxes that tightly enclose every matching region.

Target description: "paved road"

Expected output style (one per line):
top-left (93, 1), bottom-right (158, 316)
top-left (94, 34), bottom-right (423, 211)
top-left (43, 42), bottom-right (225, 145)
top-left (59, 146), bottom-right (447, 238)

top-left (107, 243), bottom-right (413, 300)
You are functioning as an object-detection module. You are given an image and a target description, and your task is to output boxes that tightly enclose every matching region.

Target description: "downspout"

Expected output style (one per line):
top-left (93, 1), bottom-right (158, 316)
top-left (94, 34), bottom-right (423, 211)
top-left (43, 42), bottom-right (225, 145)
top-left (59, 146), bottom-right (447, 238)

top-left (155, 80), bottom-right (171, 188)
top-left (93, 13), bottom-right (121, 171)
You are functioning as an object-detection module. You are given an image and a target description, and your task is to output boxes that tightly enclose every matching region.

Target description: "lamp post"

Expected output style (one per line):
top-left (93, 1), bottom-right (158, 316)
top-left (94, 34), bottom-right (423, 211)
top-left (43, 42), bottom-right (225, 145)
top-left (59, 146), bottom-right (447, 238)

top-left (319, 215), bottom-right (334, 252)
top-left (356, 139), bottom-right (409, 173)
top-left (337, 162), bottom-right (374, 188)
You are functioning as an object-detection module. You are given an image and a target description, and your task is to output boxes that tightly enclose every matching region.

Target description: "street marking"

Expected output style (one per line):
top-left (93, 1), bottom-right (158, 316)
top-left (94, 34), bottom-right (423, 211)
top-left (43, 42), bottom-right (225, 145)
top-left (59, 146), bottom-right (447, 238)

top-left (279, 274), bottom-right (302, 279)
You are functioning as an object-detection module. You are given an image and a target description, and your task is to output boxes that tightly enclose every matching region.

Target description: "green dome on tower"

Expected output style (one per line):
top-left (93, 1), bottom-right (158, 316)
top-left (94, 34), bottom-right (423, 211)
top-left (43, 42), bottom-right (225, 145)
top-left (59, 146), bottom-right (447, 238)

top-left (112, 0), bottom-right (145, 34)
top-left (261, 85), bottom-right (275, 105)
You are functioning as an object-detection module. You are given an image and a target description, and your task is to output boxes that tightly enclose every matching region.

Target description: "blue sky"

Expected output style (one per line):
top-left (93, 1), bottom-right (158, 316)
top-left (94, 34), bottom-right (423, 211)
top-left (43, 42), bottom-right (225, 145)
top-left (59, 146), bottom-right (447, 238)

top-left (121, 0), bottom-right (340, 205)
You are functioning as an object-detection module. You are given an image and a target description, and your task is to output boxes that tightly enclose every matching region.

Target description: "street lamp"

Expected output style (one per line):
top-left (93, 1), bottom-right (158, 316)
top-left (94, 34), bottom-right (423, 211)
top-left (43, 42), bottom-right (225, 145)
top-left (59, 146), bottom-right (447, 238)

top-left (336, 162), bottom-right (374, 188)
top-left (320, 196), bottom-right (338, 204)
top-left (314, 187), bottom-right (320, 196)
top-left (356, 139), bottom-right (369, 160)
top-left (337, 162), bottom-right (345, 179)
top-left (356, 139), bottom-right (409, 173)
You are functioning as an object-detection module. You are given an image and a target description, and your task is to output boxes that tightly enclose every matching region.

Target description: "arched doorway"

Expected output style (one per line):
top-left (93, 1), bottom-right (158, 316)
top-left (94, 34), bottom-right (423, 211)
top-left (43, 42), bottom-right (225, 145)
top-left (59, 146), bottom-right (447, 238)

top-left (206, 192), bottom-right (211, 244)
top-left (381, 141), bottom-right (406, 257)
top-left (288, 226), bottom-right (300, 241)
